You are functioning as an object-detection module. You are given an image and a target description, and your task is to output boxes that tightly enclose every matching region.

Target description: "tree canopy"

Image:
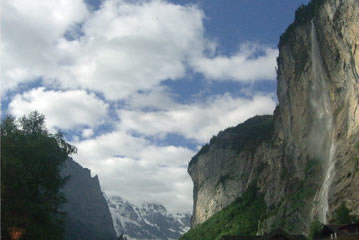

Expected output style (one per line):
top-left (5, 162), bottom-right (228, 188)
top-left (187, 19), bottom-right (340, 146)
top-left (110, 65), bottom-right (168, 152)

top-left (334, 202), bottom-right (354, 224)
top-left (1, 111), bottom-right (77, 240)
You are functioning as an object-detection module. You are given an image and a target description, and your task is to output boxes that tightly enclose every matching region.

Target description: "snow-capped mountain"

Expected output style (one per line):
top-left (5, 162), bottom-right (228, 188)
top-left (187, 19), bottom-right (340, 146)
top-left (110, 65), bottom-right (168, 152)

top-left (106, 195), bottom-right (191, 240)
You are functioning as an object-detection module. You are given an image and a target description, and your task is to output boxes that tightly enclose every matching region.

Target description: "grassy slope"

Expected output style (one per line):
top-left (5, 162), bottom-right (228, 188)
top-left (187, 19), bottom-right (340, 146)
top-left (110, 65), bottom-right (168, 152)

top-left (180, 184), bottom-right (266, 240)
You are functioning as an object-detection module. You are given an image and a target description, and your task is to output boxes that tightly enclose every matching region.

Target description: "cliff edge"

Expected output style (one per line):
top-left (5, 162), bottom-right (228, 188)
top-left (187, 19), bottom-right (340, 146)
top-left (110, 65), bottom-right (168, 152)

top-left (61, 158), bottom-right (117, 240)
top-left (188, 0), bottom-right (359, 235)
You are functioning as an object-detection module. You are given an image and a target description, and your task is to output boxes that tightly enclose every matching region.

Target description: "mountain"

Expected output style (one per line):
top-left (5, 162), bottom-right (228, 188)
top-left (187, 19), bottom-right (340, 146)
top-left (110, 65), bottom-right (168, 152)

top-left (61, 158), bottom-right (117, 240)
top-left (184, 0), bottom-right (359, 238)
top-left (106, 195), bottom-right (191, 240)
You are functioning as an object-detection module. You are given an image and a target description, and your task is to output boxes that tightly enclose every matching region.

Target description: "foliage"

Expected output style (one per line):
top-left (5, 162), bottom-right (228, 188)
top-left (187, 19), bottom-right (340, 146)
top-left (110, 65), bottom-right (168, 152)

top-left (286, 157), bottom-right (320, 211)
top-left (218, 115), bottom-right (274, 153)
top-left (189, 115), bottom-right (274, 167)
top-left (179, 184), bottom-right (266, 240)
top-left (1, 111), bottom-right (77, 240)
top-left (308, 218), bottom-right (323, 240)
top-left (279, 0), bottom-right (325, 48)
top-left (288, 181), bottom-right (316, 210)
top-left (334, 203), bottom-right (354, 224)
top-left (293, 0), bottom-right (325, 25)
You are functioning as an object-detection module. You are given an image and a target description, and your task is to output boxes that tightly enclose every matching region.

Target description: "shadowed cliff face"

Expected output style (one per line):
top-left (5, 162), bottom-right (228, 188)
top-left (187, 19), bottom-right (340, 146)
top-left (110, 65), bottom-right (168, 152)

top-left (61, 158), bottom-right (117, 240)
top-left (189, 0), bottom-right (359, 234)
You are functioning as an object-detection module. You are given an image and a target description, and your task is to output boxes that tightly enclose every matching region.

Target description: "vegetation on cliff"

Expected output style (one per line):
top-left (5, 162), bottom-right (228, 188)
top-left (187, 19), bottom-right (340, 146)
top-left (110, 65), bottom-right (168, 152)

top-left (1, 112), bottom-right (77, 240)
top-left (334, 203), bottom-right (358, 224)
top-left (308, 218), bottom-right (323, 240)
top-left (279, 0), bottom-right (325, 48)
top-left (179, 184), bottom-right (266, 240)
top-left (189, 115), bottom-right (274, 168)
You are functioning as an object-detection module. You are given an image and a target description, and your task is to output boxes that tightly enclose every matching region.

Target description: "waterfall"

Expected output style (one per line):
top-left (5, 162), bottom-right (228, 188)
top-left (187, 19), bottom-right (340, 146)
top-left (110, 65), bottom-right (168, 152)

top-left (319, 139), bottom-right (336, 223)
top-left (310, 20), bottom-right (336, 224)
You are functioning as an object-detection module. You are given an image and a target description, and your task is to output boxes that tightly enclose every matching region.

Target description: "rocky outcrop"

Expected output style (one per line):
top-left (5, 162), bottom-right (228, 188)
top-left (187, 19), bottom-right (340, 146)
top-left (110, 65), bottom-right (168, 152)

top-left (188, 115), bottom-right (282, 227)
top-left (189, 0), bottom-right (359, 235)
top-left (276, 0), bottom-right (359, 224)
top-left (61, 158), bottom-right (117, 240)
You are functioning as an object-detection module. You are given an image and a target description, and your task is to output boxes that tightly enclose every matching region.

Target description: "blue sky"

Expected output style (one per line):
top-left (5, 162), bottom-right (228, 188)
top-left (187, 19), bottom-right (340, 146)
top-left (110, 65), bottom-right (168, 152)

top-left (1, 0), bottom-right (309, 212)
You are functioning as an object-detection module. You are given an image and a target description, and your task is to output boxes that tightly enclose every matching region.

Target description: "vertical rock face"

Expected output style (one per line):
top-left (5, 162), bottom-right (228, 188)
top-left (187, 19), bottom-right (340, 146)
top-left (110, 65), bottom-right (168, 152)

top-left (189, 0), bottom-right (359, 234)
top-left (61, 158), bottom-right (117, 240)
top-left (188, 116), bottom-right (284, 227)
top-left (277, 0), bottom-right (359, 223)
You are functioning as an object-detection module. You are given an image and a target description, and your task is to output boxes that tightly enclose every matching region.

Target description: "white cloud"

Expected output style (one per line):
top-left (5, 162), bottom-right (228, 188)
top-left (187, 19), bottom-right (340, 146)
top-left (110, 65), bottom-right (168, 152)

top-left (1, 0), bottom-right (89, 94)
top-left (1, 0), bottom-right (208, 100)
top-left (8, 88), bottom-right (109, 130)
top-left (118, 94), bottom-right (276, 143)
top-left (82, 128), bottom-right (95, 138)
top-left (72, 93), bottom-right (276, 212)
top-left (2, 0), bottom-right (279, 213)
top-left (58, 0), bottom-right (207, 100)
top-left (2, 0), bottom-right (278, 100)
top-left (192, 43), bottom-right (278, 81)
top-left (73, 130), bottom-right (195, 212)
top-left (125, 86), bottom-right (178, 110)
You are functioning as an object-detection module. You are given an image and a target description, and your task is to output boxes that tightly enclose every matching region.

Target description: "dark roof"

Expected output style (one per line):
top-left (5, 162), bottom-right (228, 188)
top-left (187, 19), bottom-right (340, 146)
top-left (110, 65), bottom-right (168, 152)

top-left (262, 229), bottom-right (307, 240)
top-left (322, 224), bottom-right (359, 234)
top-left (221, 236), bottom-right (262, 240)
top-left (221, 229), bottom-right (307, 240)
top-left (338, 223), bottom-right (359, 230)
top-left (291, 236), bottom-right (308, 240)
top-left (324, 225), bottom-right (346, 233)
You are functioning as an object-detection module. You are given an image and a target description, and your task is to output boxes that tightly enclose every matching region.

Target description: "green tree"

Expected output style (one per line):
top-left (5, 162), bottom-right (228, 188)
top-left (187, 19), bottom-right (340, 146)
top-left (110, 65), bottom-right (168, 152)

top-left (1, 112), bottom-right (77, 240)
top-left (334, 202), bottom-right (353, 224)
top-left (308, 218), bottom-right (322, 240)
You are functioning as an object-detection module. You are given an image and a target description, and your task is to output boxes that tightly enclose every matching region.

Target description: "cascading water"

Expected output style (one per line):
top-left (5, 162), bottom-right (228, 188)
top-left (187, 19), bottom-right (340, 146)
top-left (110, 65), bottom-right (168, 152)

top-left (310, 20), bottom-right (336, 224)
top-left (319, 140), bottom-right (336, 223)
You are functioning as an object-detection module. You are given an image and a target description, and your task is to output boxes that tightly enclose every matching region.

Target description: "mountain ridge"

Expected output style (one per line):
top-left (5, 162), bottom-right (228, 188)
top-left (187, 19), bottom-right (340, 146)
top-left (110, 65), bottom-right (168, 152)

top-left (106, 195), bottom-right (191, 240)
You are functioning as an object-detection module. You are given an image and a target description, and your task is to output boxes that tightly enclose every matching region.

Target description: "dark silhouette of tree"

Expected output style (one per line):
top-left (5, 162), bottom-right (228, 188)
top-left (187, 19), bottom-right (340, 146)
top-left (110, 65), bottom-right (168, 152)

top-left (1, 111), bottom-right (77, 240)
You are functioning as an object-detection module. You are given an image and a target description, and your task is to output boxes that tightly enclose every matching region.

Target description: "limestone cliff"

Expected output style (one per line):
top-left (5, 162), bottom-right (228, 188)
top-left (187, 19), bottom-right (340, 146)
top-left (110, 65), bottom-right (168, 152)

top-left (61, 158), bottom-right (117, 240)
top-left (189, 0), bottom-right (359, 235)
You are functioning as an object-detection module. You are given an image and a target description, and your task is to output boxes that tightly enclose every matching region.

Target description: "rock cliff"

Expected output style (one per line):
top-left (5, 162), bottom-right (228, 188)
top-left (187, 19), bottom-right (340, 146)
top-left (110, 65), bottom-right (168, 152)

top-left (61, 158), bottom-right (117, 240)
top-left (188, 0), bottom-right (359, 235)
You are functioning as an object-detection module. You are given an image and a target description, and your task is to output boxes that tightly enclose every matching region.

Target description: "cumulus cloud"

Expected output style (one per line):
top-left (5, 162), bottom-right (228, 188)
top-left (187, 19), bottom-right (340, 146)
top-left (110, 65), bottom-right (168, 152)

top-left (2, 0), bottom-right (277, 100)
top-left (58, 0), bottom-right (207, 100)
top-left (124, 86), bottom-right (178, 110)
top-left (72, 93), bottom-right (276, 211)
top-left (8, 88), bottom-right (109, 130)
top-left (1, 0), bottom-right (89, 94)
top-left (2, 0), bottom-right (208, 100)
top-left (118, 94), bottom-right (277, 143)
top-left (192, 43), bottom-right (278, 81)
top-left (82, 128), bottom-right (95, 138)
top-left (73, 130), bottom-right (195, 212)
top-left (2, 0), bottom-right (279, 212)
